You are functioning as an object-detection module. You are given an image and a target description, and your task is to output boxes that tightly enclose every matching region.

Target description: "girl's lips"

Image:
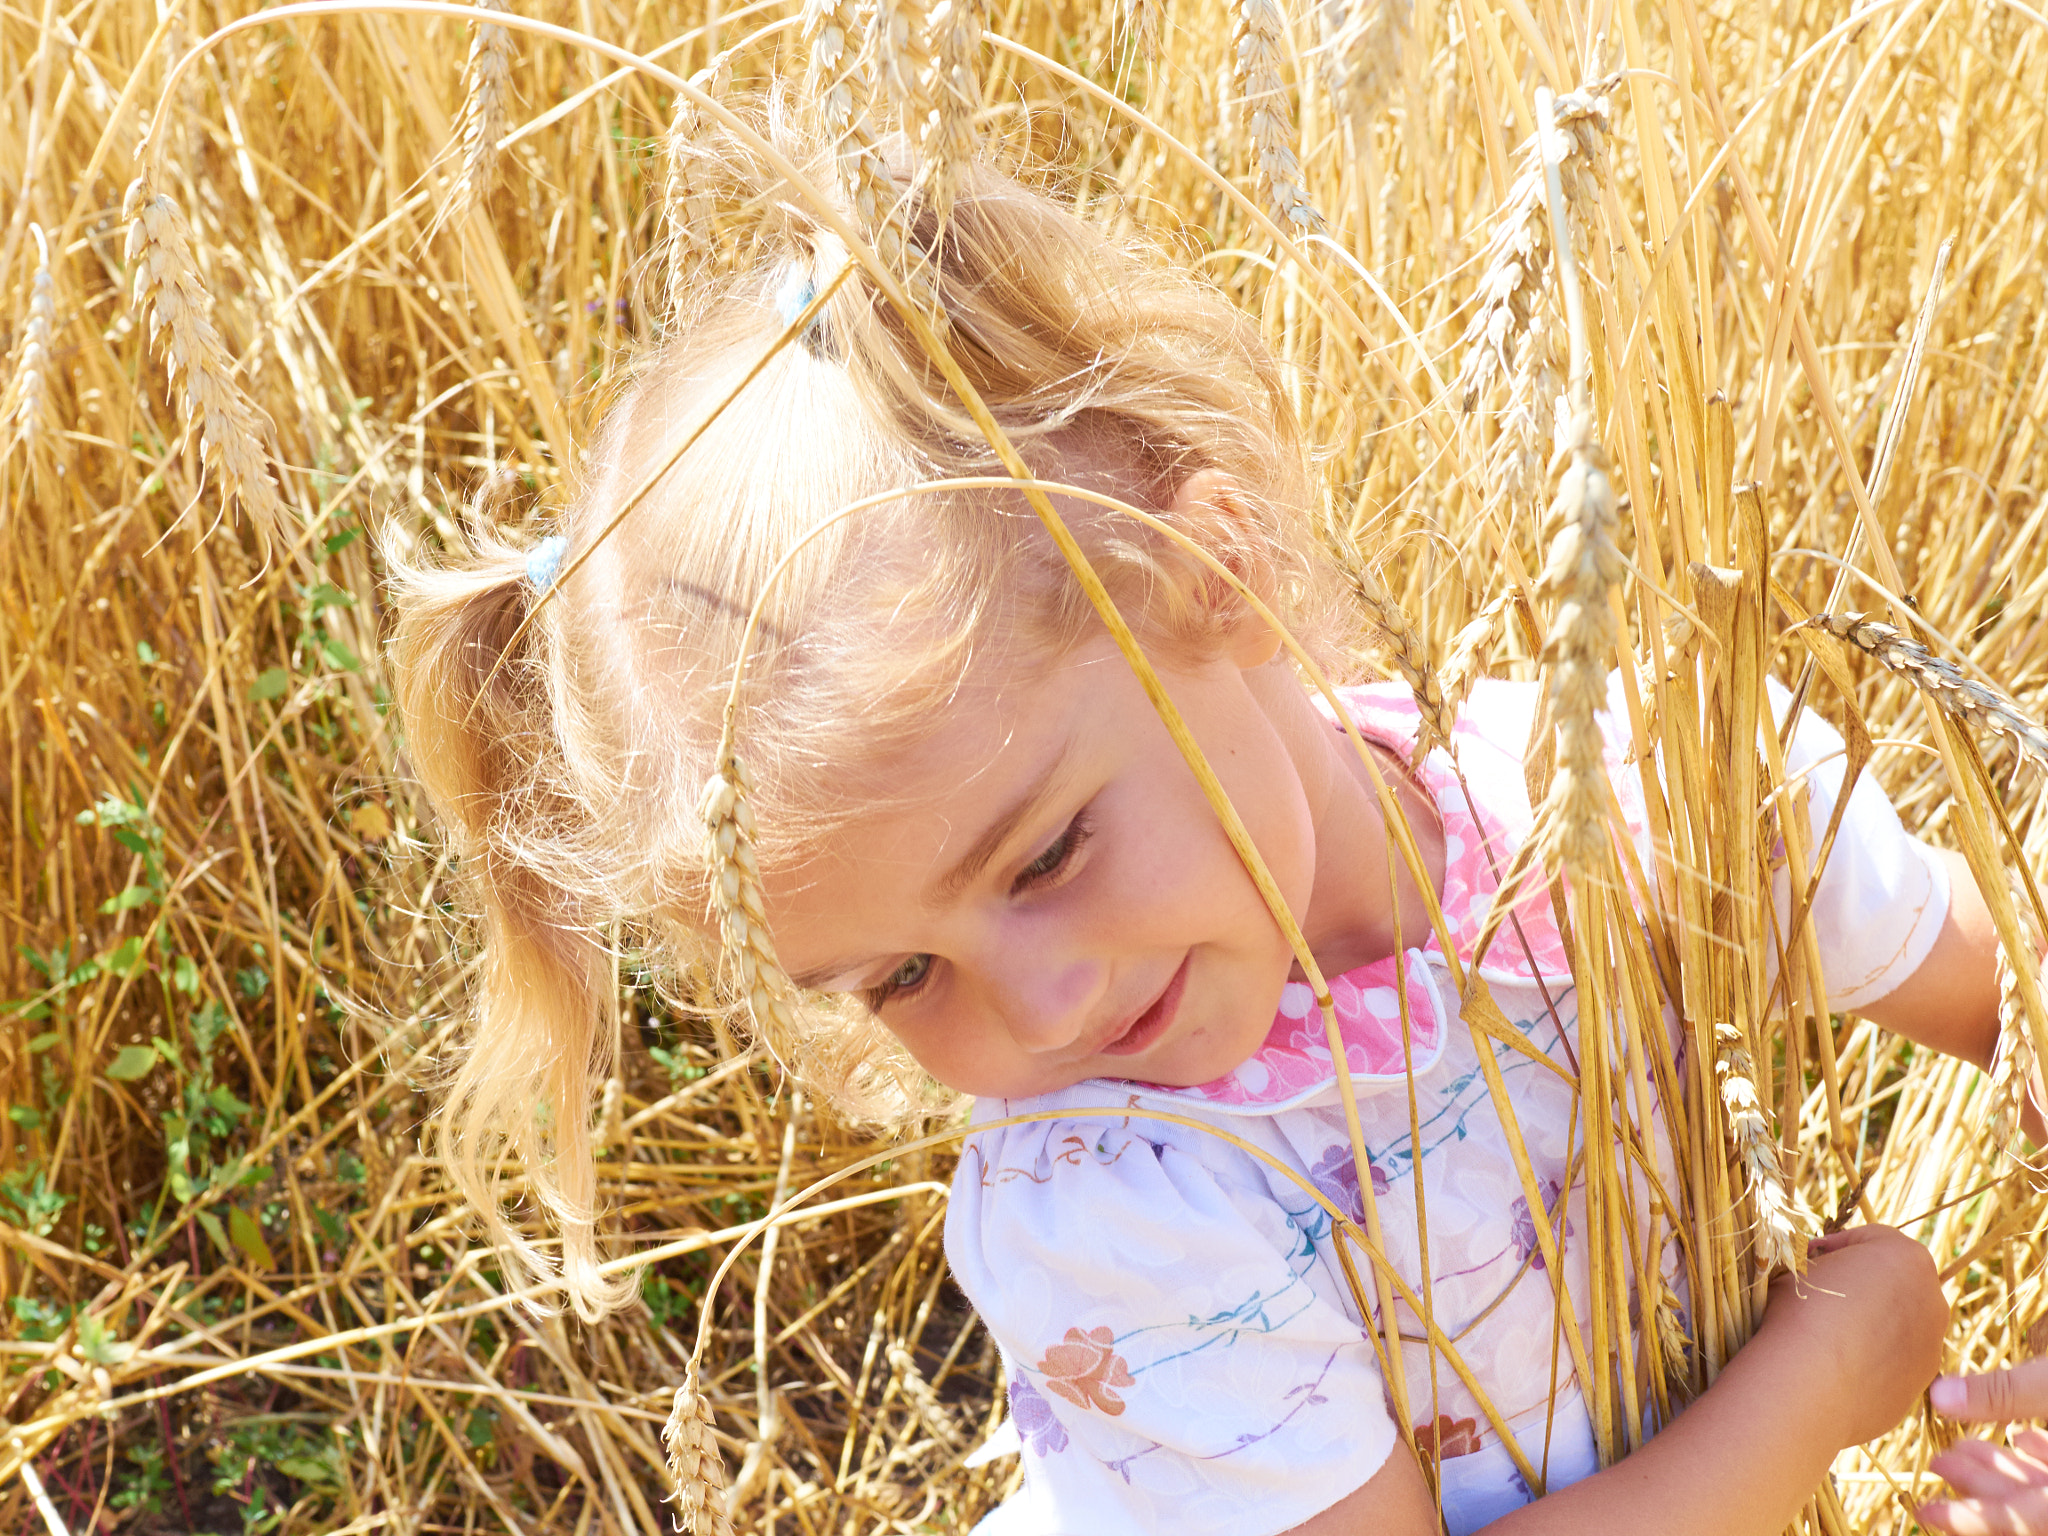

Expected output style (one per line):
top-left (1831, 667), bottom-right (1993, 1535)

top-left (1097, 954), bottom-right (1191, 1057)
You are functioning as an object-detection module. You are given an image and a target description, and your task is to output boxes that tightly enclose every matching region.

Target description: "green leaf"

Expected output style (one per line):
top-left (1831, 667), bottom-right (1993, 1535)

top-left (28, 1031), bottom-right (60, 1054)
top-left (194, 1207), bottom-right (231, 1259)
top-left (77, 1313), bottom-right (134, 1366)
top-left (323, 527), bottom-right (360, 557)
top-left (463, 1407), bottom-right (495, 1449)
top-left (228, 1205), bottom-right (275, 1271)
top-left (104, 937), bottom-right (146, 977)
top-left (274, 1455), bottom-right (337, 1485)
top-left (106, 1045), bottom-right (157, 1081)
top-left (99, 885), bottom-right (154, 915)
top-left (248, 667), bottom-right (291, 703)
top-left (171, 954), bottom-right (200, 995)
top-left (8, 1105), bottom-right (42, 1128)
top-left (305, 582), bottom-right (356, 618)
top-left (319, 635), bottom-right (362, 673)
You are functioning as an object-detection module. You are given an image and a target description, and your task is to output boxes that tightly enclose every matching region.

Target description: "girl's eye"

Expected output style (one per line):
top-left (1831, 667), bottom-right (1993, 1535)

top-left (1013, 812), bottom-right (1092, 893)
top-left (864, 953), bottom-right (934, 1011)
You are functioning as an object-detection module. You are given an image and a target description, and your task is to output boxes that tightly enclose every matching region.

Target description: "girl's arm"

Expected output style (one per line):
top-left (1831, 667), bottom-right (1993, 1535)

top-left (1855, 849), bottom-right (2003, 1066)
top-left (1853, 849), bottom-right (2044, 1141)
top-left (1287, 1225), bottom-right (1946, 1536)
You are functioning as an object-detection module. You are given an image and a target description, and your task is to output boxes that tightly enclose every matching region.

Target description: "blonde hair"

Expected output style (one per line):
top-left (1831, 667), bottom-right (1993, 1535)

top-left (387, 100), bottom-right (1350, 1316)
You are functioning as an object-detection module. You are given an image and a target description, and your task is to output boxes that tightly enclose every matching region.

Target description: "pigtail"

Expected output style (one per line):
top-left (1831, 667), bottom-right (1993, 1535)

top-left (387, 524), bottom-right (633, 1320)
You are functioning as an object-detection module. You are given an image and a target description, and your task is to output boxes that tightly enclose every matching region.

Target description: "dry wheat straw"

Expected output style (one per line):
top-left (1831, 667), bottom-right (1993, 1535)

top-left (920, 0), bottom-right (982, 226)
top-left (1347, 561), bottom-right (1455, 758)
top-left (1714, 1023), bottom-right (1807, 1275)
top-left (701, 752), bottom-right (803, 1061)
top-left (123, 173), bottom-right (288, 549)
top-left (1802, 612), bottom-right (2048, 777)
top-left (663, 1367), bottom-right (736, 1536)
top-left (454, 0), bottom-right (515, 219)
top-left (1231, 0), bottom-right (1325, 233)
top-left (886, 1342), bottom-right (966, 1450)
top-left (9, 224), bottom-right (54, 453)
top-left (1993, 869), bottom-right (2045, 1147)
top-left (662, 50), bottom-right (733, 326)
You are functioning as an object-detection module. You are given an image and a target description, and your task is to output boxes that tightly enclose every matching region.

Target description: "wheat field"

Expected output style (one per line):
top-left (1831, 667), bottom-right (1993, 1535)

top-left (2, 0), bottom-right (2047, 1532)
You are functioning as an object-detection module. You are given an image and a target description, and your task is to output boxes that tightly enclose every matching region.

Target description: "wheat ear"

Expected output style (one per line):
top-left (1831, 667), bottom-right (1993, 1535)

top-left (1801, 612), bottom-right (2048, 777)
top-left (10, 224), bottom-right (54, 454)
top-left (124, 174), bottom-right (288, 550)
top-left (1440, 592), bottom-right (1512, 723)
top-left (872, 0), bottom-right (935, 145)
top-left (1116, 0), bottom-right (1165, 69)
top-left (1713, 1023), bottom-right (1808, 1274)
top-left (1534, 411), bottom-right (1623, 866)
top-left (454, 0), bottom-right (514, 219)
top-left (662, 50), bottom-right (733, 327)
top-left (1993, 868), bottom-right (2045, 1147)
top-left (920, 0), bottom-right (982, 227)
top-left (702, 752), bottom-right (803, 1058)
top-left (1347, 562), bottom-right (1455, 759)
top-left (1230, 0), bottom-right (1325, 234)
top-left (886, 1342), bottom-right (966, 1450)
top-left (806, 0), bottom-right (916, 283)
top-left (1454, 84), bottom-right (1612, 411)
top-left (663, 1366), bottom-right (736, 1536)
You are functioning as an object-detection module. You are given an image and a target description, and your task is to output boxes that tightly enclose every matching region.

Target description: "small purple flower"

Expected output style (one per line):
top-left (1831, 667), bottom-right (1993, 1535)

top-left (1308, 1143), bottom-right (1388, 1223)
top-left (1009, 1374), bottom-right (1069, 1456)
top-left (1510, 1178), bottom-right (1572, 1270)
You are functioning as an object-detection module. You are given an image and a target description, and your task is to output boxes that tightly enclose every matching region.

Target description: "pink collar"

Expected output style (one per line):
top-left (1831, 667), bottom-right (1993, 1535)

top-left (1110, 683), bottom-right (1581, 1114)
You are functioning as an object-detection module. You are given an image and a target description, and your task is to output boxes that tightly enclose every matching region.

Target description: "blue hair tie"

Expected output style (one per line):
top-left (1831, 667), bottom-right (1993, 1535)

top-left (526, 533), bottom-right (568, 593)
top-left (775, 265), bottom-right (819, 328)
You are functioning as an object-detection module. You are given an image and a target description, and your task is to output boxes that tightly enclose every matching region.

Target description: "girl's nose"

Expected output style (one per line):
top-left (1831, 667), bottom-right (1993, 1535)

top-left (978, 943), bottom-right (1108, 1053)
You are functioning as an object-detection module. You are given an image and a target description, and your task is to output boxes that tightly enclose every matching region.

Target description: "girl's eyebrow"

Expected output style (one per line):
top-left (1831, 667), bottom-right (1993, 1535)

top-left (933, 739), bottom-right (1076, 903)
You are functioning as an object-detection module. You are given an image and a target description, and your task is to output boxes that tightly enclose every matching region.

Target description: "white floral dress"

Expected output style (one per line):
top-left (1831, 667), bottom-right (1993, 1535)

top-left (947, 680), bottom-right (1949, 1536)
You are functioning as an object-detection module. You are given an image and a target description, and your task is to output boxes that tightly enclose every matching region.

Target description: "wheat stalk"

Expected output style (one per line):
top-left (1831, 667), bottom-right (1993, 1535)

top-left (1801, 612), bottom-right (2048, 777)
top-left (123, 172), bottom-right (288, 550)
top-left (9, 223), bottom-right (54, 454)
top-left (454, 0), bottom-right (515, 220)
top-left (663, 1367), bottom-right (736, 1536)
top-left (1230, 0), bottom-right (1324, 233)
top-left (1715, 1023), bottom-right (1809, 1275)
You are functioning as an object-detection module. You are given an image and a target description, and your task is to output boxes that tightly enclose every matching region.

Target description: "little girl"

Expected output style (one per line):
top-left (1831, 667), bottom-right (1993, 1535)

top-left (390, 117), bottom-right (1993, 1534)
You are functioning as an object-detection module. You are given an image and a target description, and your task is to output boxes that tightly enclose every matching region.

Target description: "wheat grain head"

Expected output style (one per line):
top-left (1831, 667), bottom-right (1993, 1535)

top-left (1230, 0), bottom-right (1325, 234)
top-left (663, 1367), bottom-right (736, 1536)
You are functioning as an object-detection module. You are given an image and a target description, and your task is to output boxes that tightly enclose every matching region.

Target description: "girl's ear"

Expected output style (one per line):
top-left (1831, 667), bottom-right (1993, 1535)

top-left (1166, 469), bottom-right (1285, 671)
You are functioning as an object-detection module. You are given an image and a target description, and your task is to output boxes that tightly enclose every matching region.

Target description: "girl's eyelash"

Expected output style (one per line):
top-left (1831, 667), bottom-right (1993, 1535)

top-left (1012, 812), bottom-right (1092, 893)
top-left (862, 952), bottom-right (935, 1013)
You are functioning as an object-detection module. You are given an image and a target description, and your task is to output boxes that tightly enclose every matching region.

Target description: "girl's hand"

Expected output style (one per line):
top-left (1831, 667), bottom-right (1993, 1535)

top-left (1760, 1225), bottom-right (1946, 1447)
top-left (1933, 1359), bottom-right (2048, 1425)
top-left (1921, 1359), bottom-right (2048, 1535)
top-left (1921, 1429), bottom-right (2048, 1535)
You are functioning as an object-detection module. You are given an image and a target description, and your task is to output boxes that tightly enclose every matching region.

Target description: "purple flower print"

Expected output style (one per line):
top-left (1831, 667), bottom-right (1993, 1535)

top-left (1307, 1143), bottom-right (1388, 1224)
top-left (1510, 1178), bottom-right (1573, 1270)
top-left (1008, 1374), bottom-right (1070, 1456)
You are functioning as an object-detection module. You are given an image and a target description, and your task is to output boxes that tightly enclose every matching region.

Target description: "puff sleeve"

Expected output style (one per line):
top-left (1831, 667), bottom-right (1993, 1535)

top-left (946, 1109), bottom-right (1398, 1536)
top-left (1773, 682), bottom-right (1951, 1010)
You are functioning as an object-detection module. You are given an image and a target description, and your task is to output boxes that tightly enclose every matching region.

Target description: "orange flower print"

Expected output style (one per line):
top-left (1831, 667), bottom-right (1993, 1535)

top-left (1037, 1326), bottom-right (1137, 1415)
top-left (1413, 1413), bottom-right (1483, 1460)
